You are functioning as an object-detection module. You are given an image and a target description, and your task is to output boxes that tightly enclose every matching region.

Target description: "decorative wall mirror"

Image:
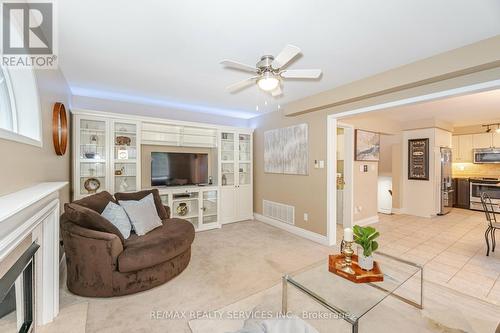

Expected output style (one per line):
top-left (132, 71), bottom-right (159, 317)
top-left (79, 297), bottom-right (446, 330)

top-left (52, 102), bottom-right (68, 155)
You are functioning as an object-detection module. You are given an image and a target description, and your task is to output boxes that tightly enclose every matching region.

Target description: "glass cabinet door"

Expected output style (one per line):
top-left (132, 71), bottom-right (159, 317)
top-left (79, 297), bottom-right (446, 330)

top-left (220, 132), bottom-right (235, 186)
top-left (202, 190), bottom-right (218, 225)
top-left (238, 134), bottom-right (251, 185)
top-left (113, 122), bottom-right (137, 193)
top-left (79, 119), bottom-right (107, 195)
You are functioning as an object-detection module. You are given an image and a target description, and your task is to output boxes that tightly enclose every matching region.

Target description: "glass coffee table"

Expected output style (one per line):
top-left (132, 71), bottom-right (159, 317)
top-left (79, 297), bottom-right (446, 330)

top-left (282, 252), bottom-right (423, 333)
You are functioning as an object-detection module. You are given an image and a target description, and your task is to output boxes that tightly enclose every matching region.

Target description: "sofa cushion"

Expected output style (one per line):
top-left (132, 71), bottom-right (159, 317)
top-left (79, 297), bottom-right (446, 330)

top-left (72, 191), bottom-right (116, 214)
top-left (114, 189), bottom-right (168, 220)
top-left (64, 203), bottom-right (125, 244)
top-left (101, 201), bottom-right (132, 239)
top-left (118, 218), bottom-right (195, 273)
top-left (118, 194), bottom-right (163, 236)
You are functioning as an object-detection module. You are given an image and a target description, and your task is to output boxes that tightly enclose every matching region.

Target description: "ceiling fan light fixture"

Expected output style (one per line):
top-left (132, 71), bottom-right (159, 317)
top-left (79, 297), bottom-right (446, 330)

top-left (257, 72), bottom-right (280, 92)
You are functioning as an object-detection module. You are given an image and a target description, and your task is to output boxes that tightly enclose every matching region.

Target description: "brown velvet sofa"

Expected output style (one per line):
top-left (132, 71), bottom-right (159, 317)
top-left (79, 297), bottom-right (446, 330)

top-left (60, 190), bottom-right (195, 297)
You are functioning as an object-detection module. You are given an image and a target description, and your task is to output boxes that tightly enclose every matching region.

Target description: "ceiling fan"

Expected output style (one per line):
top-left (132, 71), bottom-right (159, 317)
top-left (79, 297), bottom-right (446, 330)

top-left (220, 44), bottom-right (322, 97)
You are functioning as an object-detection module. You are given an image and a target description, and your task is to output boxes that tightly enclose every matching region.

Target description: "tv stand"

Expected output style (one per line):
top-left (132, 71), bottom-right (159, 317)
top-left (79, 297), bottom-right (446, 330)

top-left (157, 185), bottom-right (220, 232)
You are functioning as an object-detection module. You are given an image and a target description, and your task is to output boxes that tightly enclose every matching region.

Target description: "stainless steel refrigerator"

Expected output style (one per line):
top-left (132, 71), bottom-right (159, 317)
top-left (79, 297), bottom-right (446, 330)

top-left (439, 147), bottom-right (453, 215)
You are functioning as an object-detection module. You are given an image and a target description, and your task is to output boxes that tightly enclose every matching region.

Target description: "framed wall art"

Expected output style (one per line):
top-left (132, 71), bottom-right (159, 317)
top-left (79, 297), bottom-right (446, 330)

top-left (408, 138), bottom-right (429, 180)
top-left (355, 129), bottom-right (380, 161)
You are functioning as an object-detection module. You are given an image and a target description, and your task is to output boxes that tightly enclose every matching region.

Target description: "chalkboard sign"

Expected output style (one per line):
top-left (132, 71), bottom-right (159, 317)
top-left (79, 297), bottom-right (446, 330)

top-left (408, 138), bottom-right (429, 180)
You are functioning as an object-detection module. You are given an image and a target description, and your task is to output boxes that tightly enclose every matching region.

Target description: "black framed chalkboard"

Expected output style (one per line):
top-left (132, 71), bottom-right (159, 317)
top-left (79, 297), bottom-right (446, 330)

top-left (408, 138), bottom-right (429, 180)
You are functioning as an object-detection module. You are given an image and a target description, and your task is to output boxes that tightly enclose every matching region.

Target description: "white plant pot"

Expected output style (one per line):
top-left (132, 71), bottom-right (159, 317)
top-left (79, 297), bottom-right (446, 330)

top-left (357, 248), bottom-right (374, 271)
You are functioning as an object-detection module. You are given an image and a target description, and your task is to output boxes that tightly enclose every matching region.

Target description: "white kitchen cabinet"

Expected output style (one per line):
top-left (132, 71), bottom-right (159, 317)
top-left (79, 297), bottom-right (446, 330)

top-left (473, 133), bottom-right (493, 149)
top-left (451, 136), bottom-right (459, 162)
top-left (493, 132), bottom-right (500, 147)
top-left (219, 131), bottom-right (253, 224)
top-left (458, 135), bottom-right (473, 162)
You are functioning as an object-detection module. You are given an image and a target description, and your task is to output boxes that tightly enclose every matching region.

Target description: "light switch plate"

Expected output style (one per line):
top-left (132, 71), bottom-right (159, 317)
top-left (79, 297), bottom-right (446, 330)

top-left (304, 213), bottom-right (308, 221)
top-left (319, 160), bottom-right (325, 168)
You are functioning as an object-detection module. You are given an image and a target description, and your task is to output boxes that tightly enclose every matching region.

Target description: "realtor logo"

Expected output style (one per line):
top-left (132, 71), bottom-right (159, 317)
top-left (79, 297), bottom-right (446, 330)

top-left (1, 0), bottom-right (57, 68)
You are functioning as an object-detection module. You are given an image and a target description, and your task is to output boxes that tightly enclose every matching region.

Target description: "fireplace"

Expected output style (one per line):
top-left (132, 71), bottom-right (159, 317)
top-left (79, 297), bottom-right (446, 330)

top-left (0, 243), bottom-right (39, 333)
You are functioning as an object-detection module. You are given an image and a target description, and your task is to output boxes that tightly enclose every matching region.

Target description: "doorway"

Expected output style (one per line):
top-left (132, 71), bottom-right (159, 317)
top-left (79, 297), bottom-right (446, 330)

top-left (328, 121), bottom-right (354, 239)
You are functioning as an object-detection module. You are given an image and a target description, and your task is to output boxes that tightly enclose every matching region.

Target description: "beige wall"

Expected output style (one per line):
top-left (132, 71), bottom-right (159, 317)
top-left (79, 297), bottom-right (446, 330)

top-left (352, 161), bottom-right (378, 222)
top-left (251, 110), bottom-right (328, 235)
top-left (141, 145), bottom-right (216, 188)
top-left (0, 69), bottom-right (71, 206)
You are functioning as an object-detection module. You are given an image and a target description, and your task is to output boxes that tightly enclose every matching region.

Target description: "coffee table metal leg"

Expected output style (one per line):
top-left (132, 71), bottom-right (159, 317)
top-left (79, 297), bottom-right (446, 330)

top-left (282, 275), bottom-right (288, 314)
top-left (352, 321), bottom-right (358, 333)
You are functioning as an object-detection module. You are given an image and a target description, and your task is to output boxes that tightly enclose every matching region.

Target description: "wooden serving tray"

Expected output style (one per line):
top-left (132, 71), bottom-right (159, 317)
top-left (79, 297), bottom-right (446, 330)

top-left (328, 254), bottom-right (384, 283)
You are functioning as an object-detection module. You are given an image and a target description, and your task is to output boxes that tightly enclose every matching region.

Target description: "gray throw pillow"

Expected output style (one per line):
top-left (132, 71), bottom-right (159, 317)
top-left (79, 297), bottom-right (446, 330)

top-left (101, 201), bottom-right (132, 239)
top-left (119, 194), bottom-right (163, 236)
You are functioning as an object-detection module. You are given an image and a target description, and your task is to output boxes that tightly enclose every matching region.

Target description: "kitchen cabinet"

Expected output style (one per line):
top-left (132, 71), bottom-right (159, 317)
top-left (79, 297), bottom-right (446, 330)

top-left (453, 178), bottom-right (470, 209)
top-left (494, 132), bottom-right (500, 147)
top-left (452, 135), bottom-right (473, 162)
top-left (473, 133), bottom-right (493, 148)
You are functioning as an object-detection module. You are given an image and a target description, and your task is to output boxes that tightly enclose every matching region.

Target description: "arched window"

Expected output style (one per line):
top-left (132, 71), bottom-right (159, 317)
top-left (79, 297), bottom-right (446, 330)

top-left (0, 66), bottom-right (42, 146)
top-left (0, 67), bottom-right (16, 131)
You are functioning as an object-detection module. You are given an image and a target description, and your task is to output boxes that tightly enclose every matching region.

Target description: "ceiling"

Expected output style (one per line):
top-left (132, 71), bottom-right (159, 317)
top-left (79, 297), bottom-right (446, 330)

top-left (59, 0), bottom-right (500, 119)
top-left (353, 88), bottom-right (500, 127)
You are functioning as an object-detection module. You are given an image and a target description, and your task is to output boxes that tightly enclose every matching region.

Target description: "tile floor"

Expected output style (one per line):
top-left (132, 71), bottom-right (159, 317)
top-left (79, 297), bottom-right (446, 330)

top-left (365, 208), bottom-right (500, 304)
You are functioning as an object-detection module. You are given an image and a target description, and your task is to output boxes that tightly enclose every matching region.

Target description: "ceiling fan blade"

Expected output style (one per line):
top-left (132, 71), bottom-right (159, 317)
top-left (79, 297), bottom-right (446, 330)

top-left (226, 76), bottom-right (259, 93)
top-left (271, 86), bottom-right (282, 97)
top-left (281, 69), bottom-right (322, 79)
top-left (220, 60), bottom-right (258, 73)
top-left (272, 44), bottom-right (301, 69)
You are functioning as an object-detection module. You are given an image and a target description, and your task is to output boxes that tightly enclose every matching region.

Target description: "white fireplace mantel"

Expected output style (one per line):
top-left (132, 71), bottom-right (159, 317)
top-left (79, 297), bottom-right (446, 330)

top-left (0, 182), bottom-right (67, 328)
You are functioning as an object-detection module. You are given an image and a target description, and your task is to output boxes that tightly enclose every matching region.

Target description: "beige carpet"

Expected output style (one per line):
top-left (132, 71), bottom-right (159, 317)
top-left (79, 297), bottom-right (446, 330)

top-left (189, 277), bottom-right (499, 333)
top-left (41, 219), bottom-right (500, 332)
top-left (54, 220), bottom-right (332, 332)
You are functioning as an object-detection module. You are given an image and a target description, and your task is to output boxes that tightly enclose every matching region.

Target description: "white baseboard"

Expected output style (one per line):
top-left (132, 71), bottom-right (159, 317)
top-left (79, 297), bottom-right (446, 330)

top-left (391, 208), bottom-right (404, 215)
top-left (354, 215), bottom-right (379, 226)
top-left (253, 213), bottom-right (330, 246)
top-left (378, 208), bottom-right (392, 215)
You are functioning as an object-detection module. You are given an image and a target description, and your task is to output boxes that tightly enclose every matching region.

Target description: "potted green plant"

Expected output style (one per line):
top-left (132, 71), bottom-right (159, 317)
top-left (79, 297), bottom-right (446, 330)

top-left (353, 225), bottom-right (380, 270)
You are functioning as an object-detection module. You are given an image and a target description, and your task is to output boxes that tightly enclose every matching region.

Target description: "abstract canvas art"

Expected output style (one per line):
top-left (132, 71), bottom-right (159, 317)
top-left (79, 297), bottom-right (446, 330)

top-left (264, 123), bottom-right (308, 175)
top-left (355, 130), bottom-right (380, 161)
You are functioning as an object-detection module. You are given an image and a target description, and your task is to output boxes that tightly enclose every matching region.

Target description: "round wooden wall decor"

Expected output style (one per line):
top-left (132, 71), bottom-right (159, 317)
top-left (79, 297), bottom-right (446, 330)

top-left (52, 102), bottom-right (68, 155)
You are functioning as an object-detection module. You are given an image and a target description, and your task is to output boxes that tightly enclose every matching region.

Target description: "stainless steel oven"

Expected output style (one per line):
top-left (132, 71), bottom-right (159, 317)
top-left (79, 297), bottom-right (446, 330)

top-left (473, 148), bottom-right (500, 164)
top-left (469, 178), bottom-right (500, 212)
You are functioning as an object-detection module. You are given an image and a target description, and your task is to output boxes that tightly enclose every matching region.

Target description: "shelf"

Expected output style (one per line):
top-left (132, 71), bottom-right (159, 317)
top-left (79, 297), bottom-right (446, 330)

top-left (114, 175), bottom-right (136, 177)
top-left (114, 159), bottom-right (137, 163)
top-left (81, 128), bottom-right (105, 133)
top-left (173, 214), bottom-right (199, 219)
top-left (80, 158), bottom-right (106, 163)
top-left (172, 197), bottom-right (199, 202)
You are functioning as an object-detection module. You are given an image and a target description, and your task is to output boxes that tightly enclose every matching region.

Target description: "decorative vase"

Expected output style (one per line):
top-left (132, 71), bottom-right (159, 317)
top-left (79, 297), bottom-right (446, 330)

top-left (357, 248), bottom-right (374, 271)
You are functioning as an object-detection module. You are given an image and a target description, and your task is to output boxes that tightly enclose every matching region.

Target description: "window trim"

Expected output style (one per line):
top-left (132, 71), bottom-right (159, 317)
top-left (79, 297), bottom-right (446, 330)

top-left (0, 67), bottom-right (43, 147)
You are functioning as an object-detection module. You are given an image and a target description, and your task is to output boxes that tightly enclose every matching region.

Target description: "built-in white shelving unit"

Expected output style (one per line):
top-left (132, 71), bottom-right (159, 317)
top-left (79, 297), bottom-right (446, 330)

top-left (72, 110), bottom-right (253, 232)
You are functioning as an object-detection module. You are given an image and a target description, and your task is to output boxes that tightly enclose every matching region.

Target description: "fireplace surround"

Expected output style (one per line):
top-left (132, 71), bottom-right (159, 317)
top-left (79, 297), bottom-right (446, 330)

top-left (0, 243), bottom-right (39, 333)
top-left (0, 182), bottom-right (67, 331)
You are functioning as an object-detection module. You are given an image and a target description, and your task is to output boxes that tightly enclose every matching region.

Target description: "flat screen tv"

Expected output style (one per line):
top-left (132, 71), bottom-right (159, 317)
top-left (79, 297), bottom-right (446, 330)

top-left (151, 152), bottom-right (208, 187)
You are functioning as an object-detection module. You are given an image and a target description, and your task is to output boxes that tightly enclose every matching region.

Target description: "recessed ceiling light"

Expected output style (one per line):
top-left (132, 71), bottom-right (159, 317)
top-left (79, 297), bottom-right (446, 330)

top-left (256, 105), bottom-right (259, 111)
top-left (277, 104), bottom-right (281, 109)
top-left (264, 101), bottom-right (268, 106)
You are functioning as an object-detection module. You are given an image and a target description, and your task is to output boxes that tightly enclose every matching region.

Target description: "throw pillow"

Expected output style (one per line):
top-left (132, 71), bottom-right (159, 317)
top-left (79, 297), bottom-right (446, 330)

top-left (115, 189), bottom-right (169, 220)
top-left (118, 194), bottom-right (163, 236)
top-left (64, 203), bottom-right (125, 244)
top-left (101, 201), bottom-right (132, 239)
top-left (72, 191), bottom-right (117, 214)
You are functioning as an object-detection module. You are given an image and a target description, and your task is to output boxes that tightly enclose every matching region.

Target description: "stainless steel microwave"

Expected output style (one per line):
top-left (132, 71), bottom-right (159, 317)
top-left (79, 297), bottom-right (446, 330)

top-left (473, 148), bottom-right (500, 164)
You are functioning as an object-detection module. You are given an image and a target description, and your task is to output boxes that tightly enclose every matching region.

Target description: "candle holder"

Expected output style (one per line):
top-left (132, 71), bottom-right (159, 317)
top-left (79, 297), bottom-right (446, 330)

top-left (340, 240), bottom-right (355, 275)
